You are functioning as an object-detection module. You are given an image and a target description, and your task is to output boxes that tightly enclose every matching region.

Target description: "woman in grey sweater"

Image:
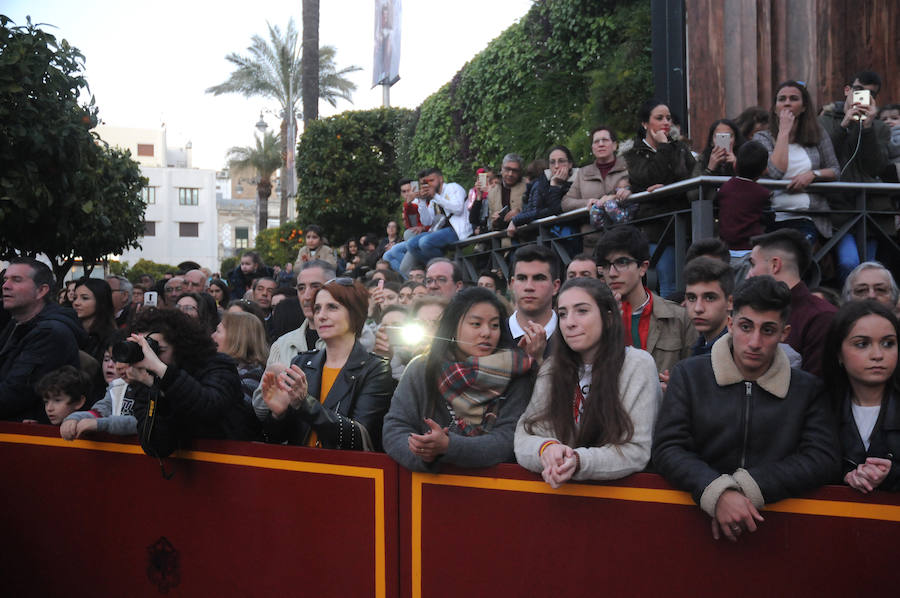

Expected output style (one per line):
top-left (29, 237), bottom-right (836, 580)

top-left (515, 278), bottom-right (662, 486)
top-left (382, 287), bottom-right (535, 472)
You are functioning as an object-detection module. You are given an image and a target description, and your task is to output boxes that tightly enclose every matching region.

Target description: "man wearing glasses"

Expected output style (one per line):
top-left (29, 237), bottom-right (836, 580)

top-left (487, 153), bottom-right (527, 234)
top-left (595, 225), bottom-right (695, 376)
top-left (423, 258), bottom-right (463, 300)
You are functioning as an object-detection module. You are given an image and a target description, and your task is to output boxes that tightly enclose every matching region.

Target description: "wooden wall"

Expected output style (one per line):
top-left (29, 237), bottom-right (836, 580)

top-left (686, 0), bottom-right (900, 146)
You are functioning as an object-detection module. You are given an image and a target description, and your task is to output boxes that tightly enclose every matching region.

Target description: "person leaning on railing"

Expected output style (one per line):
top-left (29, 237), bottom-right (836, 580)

top-left (624, 99), bottom-right (697, 299)
top-left (561, 125), bottom-right (631, 252)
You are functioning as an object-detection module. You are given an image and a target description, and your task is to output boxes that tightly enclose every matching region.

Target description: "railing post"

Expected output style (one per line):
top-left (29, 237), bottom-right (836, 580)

top-left (692, 180), bottom-right (715, 240)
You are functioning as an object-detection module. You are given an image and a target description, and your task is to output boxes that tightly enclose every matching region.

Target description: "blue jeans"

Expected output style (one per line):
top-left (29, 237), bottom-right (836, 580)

top-left (383, 241), bottom-right (409, 273)
top-left (835, 234), bottom-right (877, 284)
top-left (407, 227), bottom-right (459, 264)
top-left (649, 243), bottom-right (676, 299)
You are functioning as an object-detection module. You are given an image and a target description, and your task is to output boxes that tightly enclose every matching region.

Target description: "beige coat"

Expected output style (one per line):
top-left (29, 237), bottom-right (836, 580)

top-left (561, 157), bottom-right (629, 249)
top-left (294, 244), bottom-right (337, 270)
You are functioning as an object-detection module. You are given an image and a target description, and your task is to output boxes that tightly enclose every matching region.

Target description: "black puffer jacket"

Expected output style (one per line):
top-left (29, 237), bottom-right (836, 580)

top-left (264, 341), bottom-right (392, 450)
top-left (624, 139), bottom-right (696, 241)
top-left (652, 334), bottom-right (840, 513)
top-left (0, 303), bottom-right (85, 422)
top-left (131, 352), bottom-right (261, 457)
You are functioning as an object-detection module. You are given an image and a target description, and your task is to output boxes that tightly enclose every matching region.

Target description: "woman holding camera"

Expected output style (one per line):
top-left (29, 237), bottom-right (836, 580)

top-left (515, 278), bottom-right (662, 487)
top-left (260, 278), bottom-right (393, 450)
top-left (128, 308), bottom-right (260, 457)
top-left (382, 287), bottom-right (535, 471)
top-left (624, 99), bottom-right (697, 298)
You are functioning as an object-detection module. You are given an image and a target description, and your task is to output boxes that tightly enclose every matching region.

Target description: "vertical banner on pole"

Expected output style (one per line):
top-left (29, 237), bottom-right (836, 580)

top-left (373, 0), bottom-right (402, 88)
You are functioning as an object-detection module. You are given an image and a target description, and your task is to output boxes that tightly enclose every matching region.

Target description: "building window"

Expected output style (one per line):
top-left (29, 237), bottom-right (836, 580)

top-left (137, 144), bottom-right (154, 157)
top-left (178, 188), bottom-right (199, 205)
top-left (235, 226), bottom-right (249, 249)
top-left (141, 186), bottom-right (157, 204)
top-left (179, 222), bottom-right (199, 237)
top-left (144, 221), bottom-right (156, 236)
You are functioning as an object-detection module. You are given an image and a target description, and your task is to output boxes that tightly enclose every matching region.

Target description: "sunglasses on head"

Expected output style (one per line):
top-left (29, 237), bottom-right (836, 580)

top-left (326, 277), bottom-right (355, 286)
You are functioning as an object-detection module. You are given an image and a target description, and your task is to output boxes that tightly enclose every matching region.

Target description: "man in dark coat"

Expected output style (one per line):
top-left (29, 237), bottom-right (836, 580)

top-left (0, 258), bottom-right (84, 422)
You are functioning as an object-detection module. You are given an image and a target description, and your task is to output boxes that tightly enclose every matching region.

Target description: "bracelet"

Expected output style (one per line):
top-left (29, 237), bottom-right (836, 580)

top-left (538, 439), bottom-right (559, 457)
top-left (573, 451), bottom-right (581, 475)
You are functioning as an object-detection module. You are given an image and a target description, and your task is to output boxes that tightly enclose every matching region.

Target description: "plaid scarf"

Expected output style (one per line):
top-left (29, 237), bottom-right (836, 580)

top-left (438, 349), bottom-right (533, 436)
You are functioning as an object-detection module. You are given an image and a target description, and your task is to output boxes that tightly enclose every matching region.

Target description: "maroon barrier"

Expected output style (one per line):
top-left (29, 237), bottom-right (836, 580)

top-left (6, 421), bottom-right (900, 597)
top-left (0, 422), bottom-right (399, 598)
top-left (399, 463), bottom-right (900, 598)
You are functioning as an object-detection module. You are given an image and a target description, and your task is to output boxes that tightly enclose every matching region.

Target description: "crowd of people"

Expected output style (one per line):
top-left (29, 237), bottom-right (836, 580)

top-left (2, 72), bottom-right (900, 543)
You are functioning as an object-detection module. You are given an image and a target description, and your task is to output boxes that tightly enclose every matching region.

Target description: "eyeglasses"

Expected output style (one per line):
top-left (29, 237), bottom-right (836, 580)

top-left (598, 257), bottom-right (639, 272)
top-left (425, 276), bottom-right (450, 286)
top-left (501, 167), bottom-right (521, 174)
top-left (176, 304), bottom-right (198, 313)
top-left (326, 277), bottom-right (354, 286)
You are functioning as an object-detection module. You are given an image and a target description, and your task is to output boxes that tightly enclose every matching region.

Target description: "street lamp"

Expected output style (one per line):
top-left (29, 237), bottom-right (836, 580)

top-left (255, 112), bottom-right (268, 133)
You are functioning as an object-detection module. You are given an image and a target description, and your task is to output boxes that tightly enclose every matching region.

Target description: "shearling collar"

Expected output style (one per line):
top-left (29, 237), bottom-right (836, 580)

top-left (710, 333), bottom-right (791, 398)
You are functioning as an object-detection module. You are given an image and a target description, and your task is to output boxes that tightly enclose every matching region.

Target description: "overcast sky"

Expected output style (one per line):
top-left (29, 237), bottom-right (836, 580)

top-left (4, 0), bottom-right (534, 170)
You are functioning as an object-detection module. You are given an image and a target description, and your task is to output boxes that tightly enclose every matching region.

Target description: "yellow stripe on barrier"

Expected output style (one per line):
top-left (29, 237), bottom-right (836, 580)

top-left (410, 471), bottom-right (900, 598)
top-left (0, 433), bottom-right (387, 598)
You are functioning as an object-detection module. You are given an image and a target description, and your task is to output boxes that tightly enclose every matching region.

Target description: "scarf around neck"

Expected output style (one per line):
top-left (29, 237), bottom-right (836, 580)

top-left (621, 288), bottom-right (653, 350)
top-left (438, 348), bottom-right (533, 436)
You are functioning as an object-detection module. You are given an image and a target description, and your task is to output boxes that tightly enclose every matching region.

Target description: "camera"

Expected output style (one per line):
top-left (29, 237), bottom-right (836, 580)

top-left (112, 336), bottom-right (160, 364)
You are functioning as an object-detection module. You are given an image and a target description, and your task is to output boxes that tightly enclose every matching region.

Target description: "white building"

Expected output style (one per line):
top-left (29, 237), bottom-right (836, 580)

top-left (95, 125), bottom-right (219, 271)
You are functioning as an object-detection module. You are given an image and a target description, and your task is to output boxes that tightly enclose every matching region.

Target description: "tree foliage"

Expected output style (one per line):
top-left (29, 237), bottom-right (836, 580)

top-left (296, 108), bottom-right (415, 244)
top-left (254, 221), bottom-right (305, 269)
top-left (404, 0), bottom-right (651, 186)
top-left (0, 15), bottom-right (146, 285)
top-left (124, 258), bottom-right (182, 284)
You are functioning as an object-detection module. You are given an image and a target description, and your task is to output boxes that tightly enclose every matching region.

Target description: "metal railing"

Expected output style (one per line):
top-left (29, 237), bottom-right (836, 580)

top-left (452, 176), bottom-right (900, 288)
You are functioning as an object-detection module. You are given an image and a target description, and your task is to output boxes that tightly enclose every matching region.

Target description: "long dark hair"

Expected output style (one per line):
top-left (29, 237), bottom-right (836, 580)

top-left (423, 287), bottom-right (514, 418)
top-left (700, 119), bottom-right (745, 172)
top-left (525, 278), bottom-right (633, 447)
top-left (824, 300), bottom-right (900, 410)
top-left (769, 80), bottom-right (821, 146)
top-left (75, 277), bottom-right (117, 339)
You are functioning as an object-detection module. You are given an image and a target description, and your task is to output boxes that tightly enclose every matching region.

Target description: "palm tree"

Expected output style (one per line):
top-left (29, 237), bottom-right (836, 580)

top-left (226, 130), bottom-right (282, 232)
top-left (207, 18), bottom-right (361, 223)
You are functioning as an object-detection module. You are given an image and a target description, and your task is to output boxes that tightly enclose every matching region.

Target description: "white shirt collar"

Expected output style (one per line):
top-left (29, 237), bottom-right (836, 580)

top-left (508, 310), bottom-right (558, 339)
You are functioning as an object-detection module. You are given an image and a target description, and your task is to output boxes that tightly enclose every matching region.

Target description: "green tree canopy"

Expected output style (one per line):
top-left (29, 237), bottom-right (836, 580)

top-left (0, 15), bottom-right (146, 284)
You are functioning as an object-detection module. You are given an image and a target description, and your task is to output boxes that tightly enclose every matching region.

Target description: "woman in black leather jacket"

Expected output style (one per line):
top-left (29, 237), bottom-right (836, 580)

top-left (261, 278), bottom-right (392, 450)
top-left (824, 300), bottom-right (900, 493)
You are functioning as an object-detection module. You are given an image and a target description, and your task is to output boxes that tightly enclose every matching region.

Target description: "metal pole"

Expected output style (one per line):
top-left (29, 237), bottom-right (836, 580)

top-left (382, 83), bottom-right (390, 107)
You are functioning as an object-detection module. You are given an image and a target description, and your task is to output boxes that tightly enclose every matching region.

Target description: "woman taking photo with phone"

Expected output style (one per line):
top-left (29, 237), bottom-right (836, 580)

top-left (698, 119), bottom-right (745, 176)
top-left (515, 278), bottom-right (662, 487)
top-left (260, 278), bottom-right (393, 450)
top-left (824, 300), bottom-right (900, 493)
top-left (382, 287), bottom-right (535, 471)
top-left (624, 100), bottom-right (696, 298)
top-left (752, 80), bottom-right (838, 245)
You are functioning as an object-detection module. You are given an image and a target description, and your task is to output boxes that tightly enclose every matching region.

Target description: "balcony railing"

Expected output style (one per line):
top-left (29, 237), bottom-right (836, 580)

top-left (452, 176), bottom-right (900, 289)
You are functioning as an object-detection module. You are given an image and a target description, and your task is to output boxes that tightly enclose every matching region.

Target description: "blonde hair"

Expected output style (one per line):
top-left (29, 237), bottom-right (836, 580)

top-left (219, 311), bottom-right (269, 367)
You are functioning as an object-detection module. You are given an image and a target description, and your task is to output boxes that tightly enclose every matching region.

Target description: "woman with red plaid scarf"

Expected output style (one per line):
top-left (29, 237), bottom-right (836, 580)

top-left (514, 278), bottom-right (662, 487)
top-left (382, 287), bottom-right (536, 471)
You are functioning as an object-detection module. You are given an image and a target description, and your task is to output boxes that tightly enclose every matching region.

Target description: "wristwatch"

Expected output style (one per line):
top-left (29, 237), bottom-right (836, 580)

top-left (812, 169), bottom-right (821, 180)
